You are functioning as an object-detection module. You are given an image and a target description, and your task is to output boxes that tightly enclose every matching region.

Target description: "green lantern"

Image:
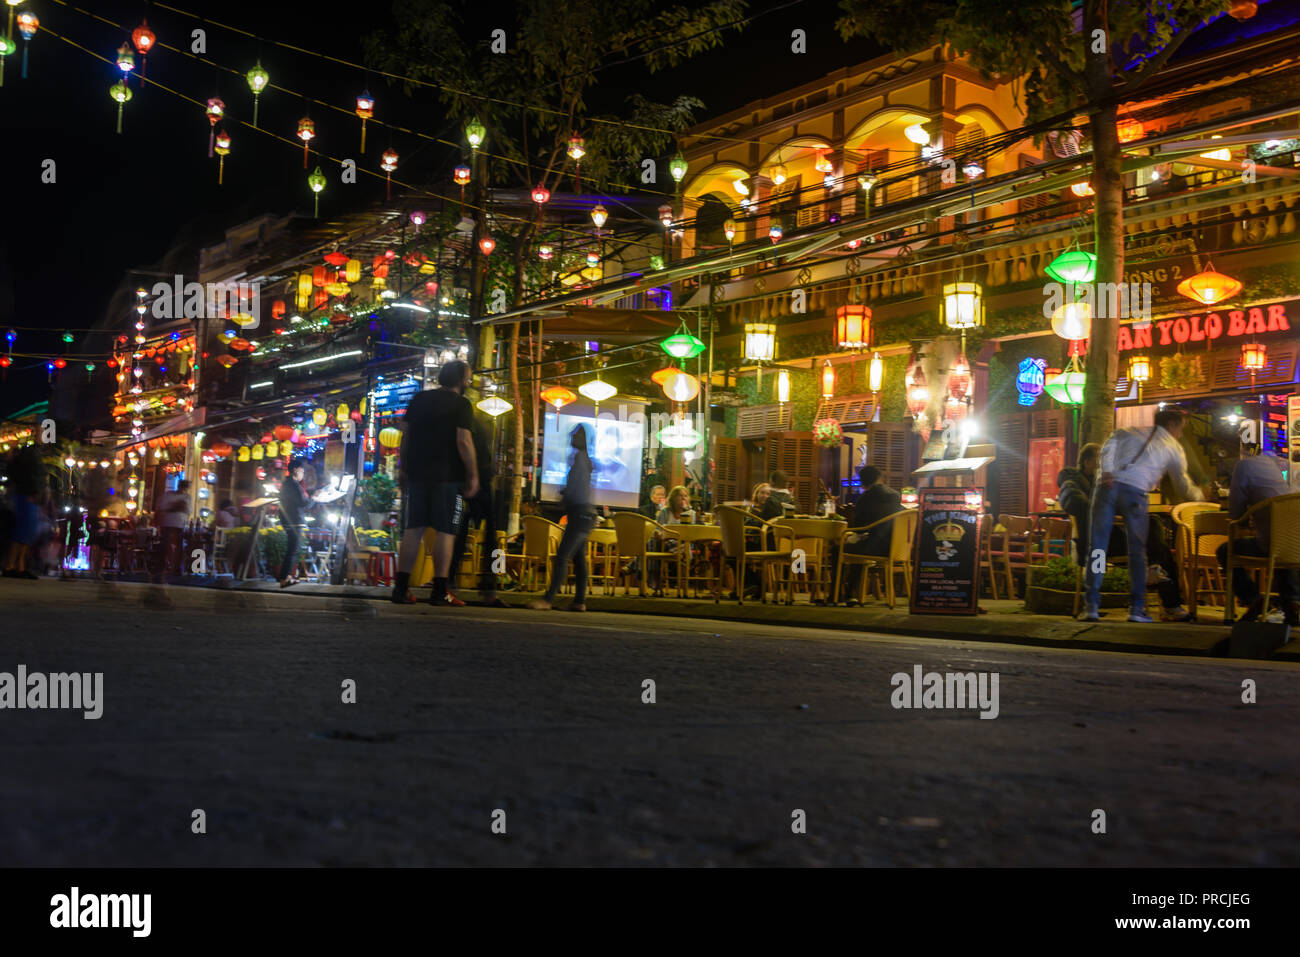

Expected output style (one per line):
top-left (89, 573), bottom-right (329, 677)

top-left (1043, 364), bottom-right (1086, 405)
top-left (465, 117), bottom-right (486, 150)
top-left (307, 166), bottom-right (326, 217)
top-left (661, 325), bottom-right (705, 360)
top-left (246, 60), bottom-right (269, 127)
top-left (650, 255), bottom-right (665, 271)
top-left (669, 151), bottom-right (688, 184)
top-left (109, 80), bottom-right (132, 134)
top-left (1044, 249), bottom-right (1097, 284)
top-left (657, 420), bottom-right (702, 449)
top-left (62, 330), bottom-right (73, 344)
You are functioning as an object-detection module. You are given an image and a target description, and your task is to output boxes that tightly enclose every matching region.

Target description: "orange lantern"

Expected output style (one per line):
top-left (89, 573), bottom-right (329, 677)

top-left (835, 305), bottom-right (871, 350)
top-left (324, 251), bottom-right (349, 267)
top-left (820, 360), bottom-right (835, 400)
top-left (1176, 263), bottom-right (1242, 306)
top-left (273, 425), bottom-right (294, 441)
top-left (1116, 118), bottom-right (1143, 143)
top-left (216, 355), bottom-right (237, 368)
top-left (229, 338), bottom-right (251, 351)
top-left (540, 385), bottom-right (576, 410)
top-left (210, 441), bottom-right (233, 458)
top-left (651, 366), bottom-right (678, 387)
top-left (1241, 342), bottom-right (1267, 372)
top-left (1070, 182), bottom-right (1095, 198)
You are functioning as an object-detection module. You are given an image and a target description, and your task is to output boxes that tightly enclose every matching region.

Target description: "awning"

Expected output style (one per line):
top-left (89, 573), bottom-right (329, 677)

top-left (521, 308), bottom-right (688, 342)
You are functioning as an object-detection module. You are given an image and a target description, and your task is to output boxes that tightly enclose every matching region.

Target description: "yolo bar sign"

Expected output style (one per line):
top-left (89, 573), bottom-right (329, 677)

top-left (1118, 299), bottom-right (1293, 351)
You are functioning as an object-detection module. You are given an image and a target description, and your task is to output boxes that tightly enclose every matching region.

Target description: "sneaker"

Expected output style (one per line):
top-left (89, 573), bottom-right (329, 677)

top-left (1161, 606), bottom-right (1191, 622)
top-left (429, 592), bottom-right (466, 607)
top-left (1128, 608), bottom-right (1154, 623)
top-left (1147, 564), bottom-right (1172, 585)
top-left (1079, 603), bottom-right (1100, 622)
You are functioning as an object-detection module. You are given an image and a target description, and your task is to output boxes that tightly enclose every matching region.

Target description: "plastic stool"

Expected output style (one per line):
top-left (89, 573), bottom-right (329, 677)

top-left (368, 551), bottom-right (396, 586)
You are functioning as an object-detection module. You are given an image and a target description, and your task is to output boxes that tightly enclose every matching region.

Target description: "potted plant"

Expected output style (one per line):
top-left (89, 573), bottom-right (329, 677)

top-left (1024, 555), bottom-right (1131, 615)
top-left (359, 473), bottom-right (396, 530)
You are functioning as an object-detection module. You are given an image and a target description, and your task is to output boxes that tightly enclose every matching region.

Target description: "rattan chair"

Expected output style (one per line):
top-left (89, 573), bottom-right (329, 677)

top-left (1223, 492), bottom-right (1300, 623)
top-left (521, 515), bottom-right (564, 592)
top-left (612, 512), bottom-right (680, 596)
top-left (833, 509), bottom-right (917, 608)
top-left (715, 506), bottom-right (794, 605)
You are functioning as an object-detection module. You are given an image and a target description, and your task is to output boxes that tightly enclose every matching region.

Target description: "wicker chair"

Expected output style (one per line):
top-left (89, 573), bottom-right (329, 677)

top-left (521, 515), bottom-right (564, 592)
top-left (1223, 492), bottom-right (1300, 623)
top-left (769, 518), bottom-right (847, 604)
top-left (612, 512), bottom-right (680, 596)
top-left (833, 509), bottom-right (917, 608)
top-left (715, 506), bottom-right (794, 605)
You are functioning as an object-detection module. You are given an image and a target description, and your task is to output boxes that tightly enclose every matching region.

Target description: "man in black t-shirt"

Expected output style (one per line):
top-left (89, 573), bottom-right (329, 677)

top-left (392, 360), bottom-right (479, 605)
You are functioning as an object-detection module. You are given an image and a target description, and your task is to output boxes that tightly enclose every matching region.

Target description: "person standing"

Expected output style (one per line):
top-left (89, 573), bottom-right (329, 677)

top-left (450, 410), bottom-right (509, 608)
top-left (157, 479), bottom-right (191, 579)
top-left (1082, 409), bottom-right (1203, 623)
top-left (840, 465), bottom-right (903, 604)
top-left (277, 460), bottom-right (309, 588)
top-left (1216, 443), bottom-right (1298, 624)
top-left (529, 424), bottom-right (595, 612)
top-left (392, 360), bottom-right (478, 606)
top-left (2, 445), bottom-right (45, 579)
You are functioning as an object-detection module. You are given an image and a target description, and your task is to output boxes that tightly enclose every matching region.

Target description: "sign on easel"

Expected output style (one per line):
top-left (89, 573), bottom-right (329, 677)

top-left (909, 488), bottom-right (984, 615)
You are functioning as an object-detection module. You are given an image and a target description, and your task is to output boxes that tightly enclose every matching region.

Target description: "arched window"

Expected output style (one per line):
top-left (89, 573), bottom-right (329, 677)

top-left (695, 194), bottom-right (735, 248)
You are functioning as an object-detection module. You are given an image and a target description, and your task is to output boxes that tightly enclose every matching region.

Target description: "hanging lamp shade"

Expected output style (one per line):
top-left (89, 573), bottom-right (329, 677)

top-left (942, 282), bottom-right (984, 330)
top-left (835, 305), bottom-right (871, 350)
top-left (658, 419), bottom-right (702, 449)
top-left (1043, 249), bottom-right (1097, 284)
top-left (578, 378), bottom-right (617, 403)
top-left (669, 152), bottom-right (688, 183)
top-left (1050, 301), bottom-right (1092, 341)
top-left (661, 330), bottom-right (705, 360)
top-left (1176, 264), bottom-right (1242, 306)
top-left (344, 259), bottom-right (362, 283)
top-left (1240, 341), bottom-right (1267, 372)
top-left (590, 204), bottom-right (608, 228)
top-left (868, 352), bottom-right (884, 393)
top-left (651, 365), bottom-right (679, 387)
top-left (1044, 365), bottom-right (1087, 405)
top-left (465, 117), bottom-right (486, 149)
top-left (948, 354), bottom-right (971, 401)
top-left (820, 360), bottom-right (835, 400)
top-left (662, 370), bottom-right (700, 403)
top-left (477, 396), bottom-right (512, 417)
top-left (1128, 354), bottom-right (1152, 383)
top-left (312, 408), bottom-right (328, 427)
top-left (541, 385), bottom-right (576, 410)
top-left (743, 323), bottom-right (776, 363)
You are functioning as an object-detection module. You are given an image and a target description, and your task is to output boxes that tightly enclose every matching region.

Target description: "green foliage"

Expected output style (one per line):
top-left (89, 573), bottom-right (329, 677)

top-left (259, 526), bottom-right (291, 576)
top-left (359, 473), bottom-right (397, 513)
top-left (1032, 554), bottom-right (1128, 592)
top-left (1159, 353), bottom-right (1204, 391)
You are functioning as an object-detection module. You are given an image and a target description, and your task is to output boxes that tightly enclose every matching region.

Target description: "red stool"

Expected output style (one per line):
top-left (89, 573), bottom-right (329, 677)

top-left (367, 551), bottom-right (396, 586)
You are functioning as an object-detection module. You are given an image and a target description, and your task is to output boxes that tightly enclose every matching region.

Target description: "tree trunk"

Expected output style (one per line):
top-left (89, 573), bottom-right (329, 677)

top-left (506, 221), bottom-right (536, 535)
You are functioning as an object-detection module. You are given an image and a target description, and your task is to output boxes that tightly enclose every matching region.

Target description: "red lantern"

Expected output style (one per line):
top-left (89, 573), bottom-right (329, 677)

top-left (479, 236), bottom-right (496, 255)
top-left (324, 251), bottom-right (349, 267)
top-left (531, 184), bottom-right (551, 205)
top-left (54, 358), bottom-right (67, 369)
top-left (1241, 342), bottom-right (1267, 372)
top-left (355, 90), bottom-right (374, 152)
top-left (210, 442), bottom-right (233, 458)
top-left (205, 98), bottom-right (225, 157)
top-left (425, 280), bottom-right (439, 297)
top-left (260, 433), bottom-right (273, 445)
top-left (132, 19), bottom-right (156, 56)
top-left (351, 410), bottom-right (363, 422)
top-left (0, 356), bottom-right (10, 368)
top-left (454, 165), bottom-right (471, 186)
top-left (313, 265), bottom-right (327, 287)
top-left (107, 358), bottom-right (118, 368)
top-left (330, 312), bottom-right (351, 326)
top-left (271, 300), bottom-right (286, 319)
top-left (297, 117), bottom-right (315, 169)
top-left (314, 290), bottom-right (329, 308)
top-left (948, 354), bottom-right (971, 402)
top-left (381, 148), bottom-right (398, 199)
top-left (834, 305), bottom-right (872, 350)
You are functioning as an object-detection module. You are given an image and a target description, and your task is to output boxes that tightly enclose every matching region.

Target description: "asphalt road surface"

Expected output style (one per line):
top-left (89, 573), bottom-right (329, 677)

top-left (2, 578), bottom-right (1296, 866)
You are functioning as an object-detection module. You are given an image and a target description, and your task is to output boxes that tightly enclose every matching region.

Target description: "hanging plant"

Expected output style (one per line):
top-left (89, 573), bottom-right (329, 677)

top-left (813, 418), bottom-right (843, 448)
top-left (1159, 353), bottom-right (1204, 391)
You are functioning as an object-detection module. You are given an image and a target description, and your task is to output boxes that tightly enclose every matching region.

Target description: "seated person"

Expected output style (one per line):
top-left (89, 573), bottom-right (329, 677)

top-left (760, 470), bottom-right (796, 521)
top-left (1215, 443), bottom-right (1298, 624)
top-left (641, 485), bottom-right (667, 520)
top-left (841, 466), bottom-right (902, 603)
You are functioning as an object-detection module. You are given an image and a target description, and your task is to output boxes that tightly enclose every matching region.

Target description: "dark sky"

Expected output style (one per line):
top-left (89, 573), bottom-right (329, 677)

top-left (0, 0), bottom-right (879, 417)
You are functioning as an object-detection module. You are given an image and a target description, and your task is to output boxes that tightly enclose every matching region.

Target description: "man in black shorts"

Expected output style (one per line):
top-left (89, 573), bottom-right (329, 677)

top-left (391, 359), bottom-right (479, 605)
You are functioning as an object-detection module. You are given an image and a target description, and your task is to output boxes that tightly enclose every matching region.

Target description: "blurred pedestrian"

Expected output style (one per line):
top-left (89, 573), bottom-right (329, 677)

top-left (450, 409), bottom-right (508, 608)
top-left (277, 460), bottom-right (308, 588)
top-left (1216, 442), bottom-right (1298, 624)
top-left (530, 423), bottom-right (595, 612)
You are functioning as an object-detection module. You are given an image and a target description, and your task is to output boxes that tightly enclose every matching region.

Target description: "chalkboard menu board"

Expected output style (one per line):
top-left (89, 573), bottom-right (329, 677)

top-left (909, 488), bottom-right (984, 615)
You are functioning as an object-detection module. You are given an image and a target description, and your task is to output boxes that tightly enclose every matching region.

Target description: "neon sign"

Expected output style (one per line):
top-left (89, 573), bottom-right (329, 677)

top-left (1118, 298), bottom-right (1294, 352)
top-left (1016, 357), bottom-right (1047, 406)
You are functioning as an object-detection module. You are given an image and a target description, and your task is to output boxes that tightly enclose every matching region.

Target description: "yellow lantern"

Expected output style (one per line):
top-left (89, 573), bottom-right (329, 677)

top-left (821, 360), bottom-right (835, 400)
top-left (868, 352), bottom-right (884, 393)
top-left (337, 403), bottom-right (350, 420)
top-left (378, 427), bottom-right (402, 449)
top-left (1240, 341), bottom-right (1267, 372)
top-left (325, 281), bottom-right (350, 298)
top-left (345, 259), bottom-right (361, 283)
top-left (251, 444), bottom-right (264, 461)
top-left (776, 368), bottom-right (791, 404)
top-left (231, 312), bottom-right (257, 328)
top-left (942, 282), bottom-right (984, 330)
top-left (359, 397), bottom-right (368, 416)
top-left (662, 370), bottom-right (700, 403)
top-left (1128, 354), bottom-right (1151, 383)
top-left (742, 323), bottom-right (776, 363)
top-left (312, 408), bottom-right (327, 427)
top-left (1050, 302), bottom-right (1092, 341)
top-left (237, 446), bottom-right (250, 462)
top-left (279, 440), bottom-right (293, 457)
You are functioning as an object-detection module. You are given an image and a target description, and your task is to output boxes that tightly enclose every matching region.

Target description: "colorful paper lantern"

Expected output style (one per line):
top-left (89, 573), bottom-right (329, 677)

top-left (1051, 302), bottom-right (1091, 341)
top-left (661, 329), bottom-right (705, 360)
top-left (820, 360), bottom-right (835, 400)
top-left (578, 377), bottom-right (617, 403)
top-left (1015, 357), bottom-right (1046, 406)
top-left (742, 323), bottom-right (776, 363)
top-left (1043, 249), bottom-right (1097, 284)
top-left (109, 81), bottom-right (133, 134)
top-left (477, 396), bottom-right (512, 417)
top-left (835, 305), bottom-right (871, 350)
top-left (662, 370), bottom-right (699, 403)
top-left (657, 418), bottom-right (701, 449)
top-left (1116, 118), bottom-right (1143, 143)
top-left (942, 282), bottom-right (984, 330)
top-left (297, 116), bottom-right (315, 168)
top-left (948, 354), bottom-right (971, 402)
top-left (540, 385), bottom-right (576, 410)
top-left (466, 117), bottom-right (486, 149)
top-left (246, 60), bottom-right (269, 126)
top-left (355, 90), bottom-right (374, 152)
top-left (312, 408), bottom-right (328, 428)
top-left (590, 205), bottom-right (608, 229)
top-left (1240, 341), bottom-right (1267, 372)
top-left (1176, 264), bottom-right (1242, 306)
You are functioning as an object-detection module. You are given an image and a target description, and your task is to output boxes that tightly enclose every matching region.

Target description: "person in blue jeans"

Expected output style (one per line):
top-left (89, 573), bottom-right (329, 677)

top-left (1082, 408), bottom-right (1203, 623)
top-left (530, 423), bottom-right (595, 612)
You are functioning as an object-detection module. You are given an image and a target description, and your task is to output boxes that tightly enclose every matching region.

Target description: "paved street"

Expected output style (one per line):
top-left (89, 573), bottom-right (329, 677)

top-left (1, 578), bottom-right (1297, 867)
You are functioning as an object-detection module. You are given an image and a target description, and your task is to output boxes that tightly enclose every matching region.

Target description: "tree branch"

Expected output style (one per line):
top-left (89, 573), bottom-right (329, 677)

top-left (1115, 17), bottom-right (1202, 96)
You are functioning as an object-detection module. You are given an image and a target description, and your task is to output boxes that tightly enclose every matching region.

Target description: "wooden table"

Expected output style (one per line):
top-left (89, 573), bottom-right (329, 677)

top-left (662, 524), bottom-right (723, 598)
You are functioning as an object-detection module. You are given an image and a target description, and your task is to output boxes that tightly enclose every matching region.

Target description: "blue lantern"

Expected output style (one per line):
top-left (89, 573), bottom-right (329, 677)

top-left (1016, 357), bottom-right (1046, 406)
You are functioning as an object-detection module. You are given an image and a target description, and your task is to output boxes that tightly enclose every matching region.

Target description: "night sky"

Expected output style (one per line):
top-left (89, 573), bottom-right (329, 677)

top-left (0, 0), bottom-right (879, 418)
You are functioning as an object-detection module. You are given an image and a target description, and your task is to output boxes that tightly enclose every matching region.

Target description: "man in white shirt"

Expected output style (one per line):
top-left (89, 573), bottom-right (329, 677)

top-left (1082, 409), bottom-right (1203, 623)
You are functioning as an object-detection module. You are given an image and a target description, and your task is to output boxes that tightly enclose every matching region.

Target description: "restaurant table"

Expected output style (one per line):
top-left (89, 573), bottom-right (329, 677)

top-left (661, 524), bottom-right (723, 598)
